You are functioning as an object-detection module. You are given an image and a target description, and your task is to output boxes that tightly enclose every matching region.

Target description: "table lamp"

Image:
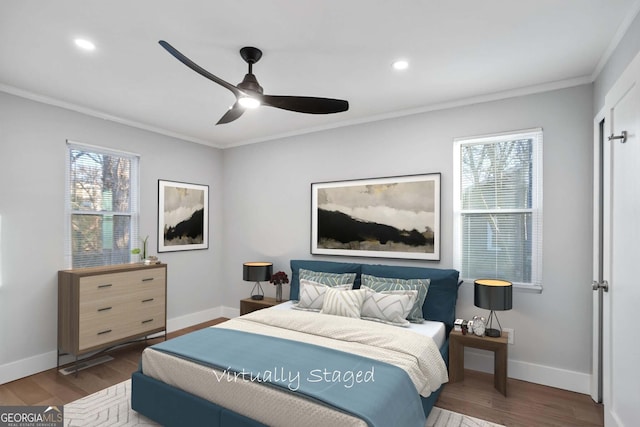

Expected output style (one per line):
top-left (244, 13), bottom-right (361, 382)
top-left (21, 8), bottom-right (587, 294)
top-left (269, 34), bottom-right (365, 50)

top-left (243, 262), bottom-right (273, 300)
top-left (474, 279), bottom-right (512, 337)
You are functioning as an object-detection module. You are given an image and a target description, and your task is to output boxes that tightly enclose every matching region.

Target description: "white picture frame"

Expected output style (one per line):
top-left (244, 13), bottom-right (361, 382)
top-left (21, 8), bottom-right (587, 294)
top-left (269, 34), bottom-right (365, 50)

top-left (311, 173), bottom-right (441, 260)
top-left (158, 180), bottom-right (209, 252)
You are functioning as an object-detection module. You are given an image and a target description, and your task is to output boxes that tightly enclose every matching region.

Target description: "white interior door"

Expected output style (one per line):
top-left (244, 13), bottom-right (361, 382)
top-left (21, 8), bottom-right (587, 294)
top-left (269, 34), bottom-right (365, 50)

top-left (602, 51), bottom-right (640, 427)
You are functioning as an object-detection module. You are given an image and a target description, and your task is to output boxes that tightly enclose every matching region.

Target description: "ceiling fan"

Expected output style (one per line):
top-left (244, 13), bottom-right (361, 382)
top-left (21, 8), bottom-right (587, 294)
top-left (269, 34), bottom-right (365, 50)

top-left (158, 40), bottom-right (349, 125)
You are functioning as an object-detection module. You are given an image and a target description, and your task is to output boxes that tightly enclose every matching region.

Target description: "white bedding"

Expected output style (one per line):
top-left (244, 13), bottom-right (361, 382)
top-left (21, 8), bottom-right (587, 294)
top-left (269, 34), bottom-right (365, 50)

top-left (272, 300), bottom-right (447, 348)
top-left (141, 307), bottom-right (448, 427)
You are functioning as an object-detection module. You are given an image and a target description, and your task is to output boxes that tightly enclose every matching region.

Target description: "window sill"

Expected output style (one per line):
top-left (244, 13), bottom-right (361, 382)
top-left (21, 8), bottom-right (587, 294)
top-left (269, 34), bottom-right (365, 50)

top-left (462, 279), bottom-right (543, 294)
top-left (513, 283), bottom-right (543, 294)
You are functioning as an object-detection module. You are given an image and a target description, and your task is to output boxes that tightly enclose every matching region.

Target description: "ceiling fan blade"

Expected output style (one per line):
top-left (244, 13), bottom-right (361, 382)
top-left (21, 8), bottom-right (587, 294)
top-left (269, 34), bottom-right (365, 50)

top-left (158, 40), bottom-right (242, 97)
top-left (261, 95), bottom-right (349, 114)
top-left (216, 102), bottom-right (245, 125)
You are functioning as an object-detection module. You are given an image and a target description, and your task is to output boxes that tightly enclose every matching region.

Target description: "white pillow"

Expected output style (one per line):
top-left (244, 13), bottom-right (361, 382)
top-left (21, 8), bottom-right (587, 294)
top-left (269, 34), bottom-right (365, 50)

top-left (361, 274), bottom-right (430, 323)
top-left (320, 288), bottom-right (366, 318)
top-left (360, 286), bottom-right (418, 327)
top-left (293, 279), bottom-right (350, 312)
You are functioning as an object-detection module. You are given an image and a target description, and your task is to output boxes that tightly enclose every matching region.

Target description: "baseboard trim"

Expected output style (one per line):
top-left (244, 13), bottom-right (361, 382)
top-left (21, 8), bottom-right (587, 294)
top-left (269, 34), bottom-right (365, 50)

top-left (464, 348), bottom-right (590, 394)
top-left (0, 350), bottom-right (58, 385)
top-left (166, 306), bottom-right (226, 332)
top-left (220, 305), bottom-right (240, 319)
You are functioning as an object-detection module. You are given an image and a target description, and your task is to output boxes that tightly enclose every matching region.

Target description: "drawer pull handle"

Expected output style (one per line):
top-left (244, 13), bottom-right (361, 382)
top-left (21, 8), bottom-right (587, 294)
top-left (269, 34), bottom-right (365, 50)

top-left (141, 319), bottom-right (154, 324)
top-left (142, 298), bottom-right (154, 303)
top-left (97, 329), bottom-right (112, 335)
top-left (142, 278), bottom-right (154, 282)
top-left (98, 284), bottom-right (113, 289)
top-left (97, 307), bottom-right (112, 312)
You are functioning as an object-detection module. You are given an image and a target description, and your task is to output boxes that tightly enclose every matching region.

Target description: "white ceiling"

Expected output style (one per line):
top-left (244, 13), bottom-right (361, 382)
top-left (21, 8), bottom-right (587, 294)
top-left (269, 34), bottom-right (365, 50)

top-left (1, 1), bottom-right (638, 148)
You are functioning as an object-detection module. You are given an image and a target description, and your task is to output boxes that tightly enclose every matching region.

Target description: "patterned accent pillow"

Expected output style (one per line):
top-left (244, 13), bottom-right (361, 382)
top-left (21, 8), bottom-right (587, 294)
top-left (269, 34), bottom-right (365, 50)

top-left (299, 268), bottom-right (356, 288)
top-left (293, 279), bottom-right (351, 312)
top-left (320, 288), bottom-right (367, 318)
top-left (361, 274), bottom-right (430, 323)
top-left (360, 286), bottom-right (418, 327)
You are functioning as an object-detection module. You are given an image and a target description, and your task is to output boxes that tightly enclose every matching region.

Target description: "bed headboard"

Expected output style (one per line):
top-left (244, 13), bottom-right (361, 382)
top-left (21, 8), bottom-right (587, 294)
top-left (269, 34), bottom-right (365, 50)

top-left (289, 259), bottom-right (462, 331)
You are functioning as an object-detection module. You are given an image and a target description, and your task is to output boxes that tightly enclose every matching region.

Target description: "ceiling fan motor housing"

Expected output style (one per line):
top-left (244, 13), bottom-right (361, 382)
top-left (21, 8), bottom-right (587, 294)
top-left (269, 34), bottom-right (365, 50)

top-left (238, 73), bottom-right (263, 94)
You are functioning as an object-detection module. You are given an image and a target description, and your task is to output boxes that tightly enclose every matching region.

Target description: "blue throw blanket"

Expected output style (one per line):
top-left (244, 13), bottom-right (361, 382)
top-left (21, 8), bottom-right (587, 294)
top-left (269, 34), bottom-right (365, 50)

top-left (150, 328), bottom-right (426, 427)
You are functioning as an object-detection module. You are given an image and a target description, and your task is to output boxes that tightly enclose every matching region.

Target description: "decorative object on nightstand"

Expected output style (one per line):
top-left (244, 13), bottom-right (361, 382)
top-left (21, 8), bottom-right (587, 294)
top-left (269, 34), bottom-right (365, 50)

top-left (269, 271), bottom-right (289, 302)
top-left (474, 279), bottom-right (513, 338)
top-left (471, 315), bottom-right (486, 336)
top-left (243, 262), bottom-right (273, 300)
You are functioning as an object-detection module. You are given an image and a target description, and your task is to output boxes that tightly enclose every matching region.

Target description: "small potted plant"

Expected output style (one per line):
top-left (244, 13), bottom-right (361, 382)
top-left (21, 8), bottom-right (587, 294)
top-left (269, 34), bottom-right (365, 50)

top-left (131, 235), bottom-right (149, 263)
top-left (269, 271), bottom-right (289, 302)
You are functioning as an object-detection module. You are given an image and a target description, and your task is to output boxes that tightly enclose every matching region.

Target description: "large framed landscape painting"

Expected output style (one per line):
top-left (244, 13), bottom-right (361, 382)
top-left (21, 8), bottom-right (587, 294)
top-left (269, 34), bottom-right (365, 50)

top-left (158, 180), bottom-right (209, 252)
top-left (311, 173), bottom-right (440, 260)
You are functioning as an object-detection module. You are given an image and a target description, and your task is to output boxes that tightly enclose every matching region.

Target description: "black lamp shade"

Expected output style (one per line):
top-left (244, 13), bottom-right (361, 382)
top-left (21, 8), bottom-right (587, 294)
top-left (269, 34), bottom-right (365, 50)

top-left (243, 262), bottom-right (273, 282)
top-left (474, 279), bottom-right (513, 311)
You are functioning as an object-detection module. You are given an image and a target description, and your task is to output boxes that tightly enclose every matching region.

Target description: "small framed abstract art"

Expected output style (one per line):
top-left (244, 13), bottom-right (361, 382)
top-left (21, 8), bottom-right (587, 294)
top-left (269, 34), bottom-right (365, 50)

top-left (311, 173), bottom-right (440, 260)
top-left (158, 180), bottom-right (209, 252)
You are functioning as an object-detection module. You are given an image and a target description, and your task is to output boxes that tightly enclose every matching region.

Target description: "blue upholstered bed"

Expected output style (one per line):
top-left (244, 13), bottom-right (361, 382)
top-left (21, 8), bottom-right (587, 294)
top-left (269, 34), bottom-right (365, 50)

top-left (131, 260), bottom-right (461, 427)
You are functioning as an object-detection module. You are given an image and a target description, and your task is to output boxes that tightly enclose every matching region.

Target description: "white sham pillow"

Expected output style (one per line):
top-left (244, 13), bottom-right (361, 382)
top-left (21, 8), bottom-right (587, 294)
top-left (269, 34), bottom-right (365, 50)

top-left (320, 288), bottom-right (366, 318)
top-left (293, 279), bottom-right (351, 312)
top-left (360, 286), bottom-right (418, 327)
top-left (361, 274), bottom-right (430, 323)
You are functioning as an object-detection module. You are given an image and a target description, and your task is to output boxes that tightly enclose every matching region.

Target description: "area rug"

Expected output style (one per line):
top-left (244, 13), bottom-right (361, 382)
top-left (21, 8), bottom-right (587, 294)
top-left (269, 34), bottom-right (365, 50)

top-left (64, 379), bottom-right (503, 427)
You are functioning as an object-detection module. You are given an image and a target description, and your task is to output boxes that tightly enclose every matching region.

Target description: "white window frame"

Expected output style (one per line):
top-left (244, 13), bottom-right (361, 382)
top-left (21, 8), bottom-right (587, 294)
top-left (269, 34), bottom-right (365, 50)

top-left (64, 140), bottom-right (140, 269)
top-left (453, 128), bottom-right (543, 292)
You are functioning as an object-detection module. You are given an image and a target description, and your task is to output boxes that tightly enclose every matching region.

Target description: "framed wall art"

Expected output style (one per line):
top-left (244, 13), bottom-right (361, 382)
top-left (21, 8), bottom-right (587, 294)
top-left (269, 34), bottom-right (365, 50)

top-left (311, 173), bottom-right (440, 260)
top-left (158, 180), bottom-right (209, 252)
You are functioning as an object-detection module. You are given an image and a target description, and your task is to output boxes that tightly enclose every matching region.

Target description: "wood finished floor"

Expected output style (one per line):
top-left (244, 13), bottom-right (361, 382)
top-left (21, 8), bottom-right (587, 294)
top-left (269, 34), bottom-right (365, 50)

top-left (0, 318), bottom-right (603, 427)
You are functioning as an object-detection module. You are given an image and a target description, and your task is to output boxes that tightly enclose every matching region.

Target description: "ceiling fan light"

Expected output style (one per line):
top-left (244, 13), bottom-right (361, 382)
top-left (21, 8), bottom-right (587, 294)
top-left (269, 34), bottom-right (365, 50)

top-left (238, 96), bottom-right (260, 109)
top-left (74, 38), bottom-right (96, 51)
top-left (392, 59), bottom-right (409, 70)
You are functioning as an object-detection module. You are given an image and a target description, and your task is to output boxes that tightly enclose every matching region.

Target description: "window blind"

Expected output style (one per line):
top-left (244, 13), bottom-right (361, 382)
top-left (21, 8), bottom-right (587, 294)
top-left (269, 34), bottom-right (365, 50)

top-left (65, 141), bottom-right (139, 268)
top-left (453, 129), bottom-right (543, 289)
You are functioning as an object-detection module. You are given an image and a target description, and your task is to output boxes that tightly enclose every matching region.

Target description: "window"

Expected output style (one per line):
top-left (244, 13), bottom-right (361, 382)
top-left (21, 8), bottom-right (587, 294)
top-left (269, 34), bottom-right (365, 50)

top-left (65, 141), bottom-right (139, 268)
top-left (453, 129), bottom-right (543, 290)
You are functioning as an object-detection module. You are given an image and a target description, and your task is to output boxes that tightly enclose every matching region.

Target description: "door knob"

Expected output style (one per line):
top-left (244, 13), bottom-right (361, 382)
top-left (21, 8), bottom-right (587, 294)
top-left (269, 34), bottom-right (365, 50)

top-left (608, 131), bottom-right (627, 143)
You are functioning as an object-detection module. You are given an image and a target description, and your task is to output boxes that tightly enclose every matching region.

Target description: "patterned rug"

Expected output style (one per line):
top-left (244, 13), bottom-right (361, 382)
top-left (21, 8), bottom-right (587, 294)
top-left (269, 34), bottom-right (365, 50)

top-left (64, 379), bottom-right (503, 427)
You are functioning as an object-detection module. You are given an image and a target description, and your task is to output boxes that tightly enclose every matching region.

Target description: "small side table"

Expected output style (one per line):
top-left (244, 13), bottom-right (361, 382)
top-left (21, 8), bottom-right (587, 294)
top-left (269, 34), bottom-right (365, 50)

top-left (240, 297), bottom-right (285, 315)
top-left (449, 330), bottom-right (508, 396)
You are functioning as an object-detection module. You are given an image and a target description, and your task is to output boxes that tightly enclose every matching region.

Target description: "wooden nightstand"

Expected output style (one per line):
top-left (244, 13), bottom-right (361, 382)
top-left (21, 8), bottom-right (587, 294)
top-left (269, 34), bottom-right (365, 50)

top-left (448, 330), bottom-right (508, 396)
top-left (240, 297), bottom-right (285, 315)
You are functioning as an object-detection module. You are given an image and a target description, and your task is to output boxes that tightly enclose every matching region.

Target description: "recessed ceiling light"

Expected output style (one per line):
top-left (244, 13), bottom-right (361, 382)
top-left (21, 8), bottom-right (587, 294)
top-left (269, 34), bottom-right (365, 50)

top-left (74, 38), bottom-right (96, 51)
top-left (392, 59), bottom-right (409, 70)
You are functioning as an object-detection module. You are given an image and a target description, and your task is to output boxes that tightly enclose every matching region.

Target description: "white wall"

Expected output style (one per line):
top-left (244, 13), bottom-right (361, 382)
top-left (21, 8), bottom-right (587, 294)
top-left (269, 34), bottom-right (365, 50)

top-left (222, 84), bottom-right (595, 393)
top-left (594, 11), bottom-right (640, 113)
top-left (0, 92), bottom-right (225, 384)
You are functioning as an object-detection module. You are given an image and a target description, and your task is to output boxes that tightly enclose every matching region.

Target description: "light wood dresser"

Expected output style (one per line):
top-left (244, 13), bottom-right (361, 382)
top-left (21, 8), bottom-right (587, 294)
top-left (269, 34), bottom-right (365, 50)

top-left (58, 263), bottom-right (167, 372)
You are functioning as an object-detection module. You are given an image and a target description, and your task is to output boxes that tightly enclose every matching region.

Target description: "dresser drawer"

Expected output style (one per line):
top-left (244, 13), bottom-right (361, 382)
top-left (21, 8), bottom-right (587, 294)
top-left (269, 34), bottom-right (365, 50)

top-left (78, 299), bottom-right (127, 323)
top-left (130, 291), bottom-right (166, 312)
top-left (78, 306), bottom-right (130, 350)
top-left (77, 301), bottom-right (165, 351)
top-left (79, 268), bottom-right (165, 302)
top-left (79, 294), bottom-right (127, 317)
top-left (128, 302), bottom-right (166, 336)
